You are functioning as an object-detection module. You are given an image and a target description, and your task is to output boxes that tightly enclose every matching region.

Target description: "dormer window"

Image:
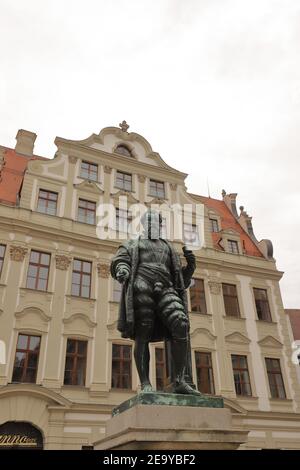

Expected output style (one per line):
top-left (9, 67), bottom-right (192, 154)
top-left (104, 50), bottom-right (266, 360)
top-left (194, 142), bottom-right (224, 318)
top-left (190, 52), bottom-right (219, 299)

top-left (115, 145), bottom-right (132, 157)
top-left (210, 218), bottom-right (219, 232)
top-left (228, 239), bottom-right (239, 254)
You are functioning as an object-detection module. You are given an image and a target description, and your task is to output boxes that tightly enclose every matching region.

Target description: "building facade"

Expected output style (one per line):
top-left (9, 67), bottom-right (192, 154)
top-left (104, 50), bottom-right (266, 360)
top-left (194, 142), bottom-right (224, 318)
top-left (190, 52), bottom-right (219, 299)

top-left (0, 124), bottom-right (300, 449)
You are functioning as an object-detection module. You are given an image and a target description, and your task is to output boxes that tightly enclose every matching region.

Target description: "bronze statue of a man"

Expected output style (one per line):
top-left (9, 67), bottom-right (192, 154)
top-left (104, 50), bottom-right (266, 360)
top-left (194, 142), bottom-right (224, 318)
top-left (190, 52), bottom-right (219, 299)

top-left (110, 209), bottom-right (200, 395)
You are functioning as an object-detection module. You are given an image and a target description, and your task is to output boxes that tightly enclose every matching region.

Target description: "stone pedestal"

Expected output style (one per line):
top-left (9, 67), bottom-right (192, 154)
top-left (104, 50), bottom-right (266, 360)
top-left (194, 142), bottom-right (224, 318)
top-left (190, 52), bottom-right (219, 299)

top-left (94, 393), bottom-right (248, 450)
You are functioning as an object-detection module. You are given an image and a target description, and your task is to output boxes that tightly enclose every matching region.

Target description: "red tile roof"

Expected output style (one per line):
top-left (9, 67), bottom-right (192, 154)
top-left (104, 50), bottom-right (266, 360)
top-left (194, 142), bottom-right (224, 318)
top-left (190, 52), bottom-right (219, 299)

top-left (286, 309), bottom-right (300, 340)
top-left (194, 195), bottom-right (263, 258)
top-left (0, 148), bottom-right (46, 205)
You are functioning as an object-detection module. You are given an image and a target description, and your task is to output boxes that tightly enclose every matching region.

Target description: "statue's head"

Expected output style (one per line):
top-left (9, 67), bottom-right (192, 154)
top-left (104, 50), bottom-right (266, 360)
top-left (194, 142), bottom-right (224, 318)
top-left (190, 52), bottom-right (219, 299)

top-left (140, 209), bottom-right (162, 239)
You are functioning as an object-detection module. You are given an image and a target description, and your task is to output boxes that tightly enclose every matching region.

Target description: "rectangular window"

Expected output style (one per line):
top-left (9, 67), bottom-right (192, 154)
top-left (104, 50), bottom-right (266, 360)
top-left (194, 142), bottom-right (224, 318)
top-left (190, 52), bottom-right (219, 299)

top-left (116, 208), bottom-right (131, 233)
top-left (190, 278), bottom-right (207, 314)
top-left (111, 344), bottom-right (132, 389)
top-left (80, 161), bottom-right (98, 181)
top-left (231, 355), bottom-right (252, 396)
top-left (12, 334), bottom-right (41, 383)
top-left (265, 358), bottom-right (286, 399)
top-left (228, 239), bottom-right (239, 254)
top-left (77, 199), bottom-right (96, 225)
top-left (209, 219), bottom-right (219, 232)
top-left (195, 351), bottom-right (215, 394)
top-left (37, 189), bottom-right (58, 216)
top-left (183, 223), bottom-right (200, 247)
top-left (254, 288), bottom-right (272, 322)
top-left (116, 171), bottom-right (132, 191)
top-left (71, 259), bottom-right (92, 298)
top-left (113, 279), bottom-right (122, 302)
top-left (155, 347), bottom-right (167, 391)
top-left (0, 244), bottom-right (6, 277)
top-left (26, 250), bottom-right (50, 291)
top-left (149, 179), bottom-right (165, 199)
top-left (64, 339), bottom-right (87, 386)
top-left (222, 283), bottom-right (240, 317)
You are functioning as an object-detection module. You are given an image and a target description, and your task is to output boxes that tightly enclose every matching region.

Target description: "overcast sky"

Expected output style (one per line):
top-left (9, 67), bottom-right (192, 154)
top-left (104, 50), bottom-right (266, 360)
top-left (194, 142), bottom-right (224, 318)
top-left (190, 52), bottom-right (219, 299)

top-left (1, 0), bottom-right (299, 307)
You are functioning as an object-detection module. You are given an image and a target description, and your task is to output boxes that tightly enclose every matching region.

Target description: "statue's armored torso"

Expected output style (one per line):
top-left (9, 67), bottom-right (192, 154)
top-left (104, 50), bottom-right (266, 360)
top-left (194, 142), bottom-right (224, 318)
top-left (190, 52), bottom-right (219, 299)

top-left (137, 238), bottom-right (171, 276)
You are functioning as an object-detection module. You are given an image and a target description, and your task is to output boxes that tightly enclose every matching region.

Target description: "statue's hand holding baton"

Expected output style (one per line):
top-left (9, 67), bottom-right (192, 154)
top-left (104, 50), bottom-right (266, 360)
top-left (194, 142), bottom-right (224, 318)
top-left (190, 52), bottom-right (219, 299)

top-left (182, 245), bottom-right (196, 269)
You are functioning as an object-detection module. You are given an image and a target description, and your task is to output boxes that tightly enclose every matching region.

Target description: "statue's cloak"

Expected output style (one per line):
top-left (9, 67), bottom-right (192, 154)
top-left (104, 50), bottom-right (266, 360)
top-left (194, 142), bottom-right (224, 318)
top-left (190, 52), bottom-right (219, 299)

top-left (110, 237), bottom-right (192, 341)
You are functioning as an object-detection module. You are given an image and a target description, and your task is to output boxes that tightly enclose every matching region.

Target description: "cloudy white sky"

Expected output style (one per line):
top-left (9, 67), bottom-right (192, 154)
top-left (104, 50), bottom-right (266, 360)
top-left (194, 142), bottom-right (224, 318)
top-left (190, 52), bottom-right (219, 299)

top-left (0, 0), bottom-right (299, 307)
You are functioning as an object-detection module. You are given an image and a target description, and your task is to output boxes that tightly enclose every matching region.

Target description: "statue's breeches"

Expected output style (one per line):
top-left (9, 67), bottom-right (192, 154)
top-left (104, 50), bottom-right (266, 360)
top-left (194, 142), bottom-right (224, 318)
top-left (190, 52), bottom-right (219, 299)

top-left (133, 275), bottom-right (188, 341)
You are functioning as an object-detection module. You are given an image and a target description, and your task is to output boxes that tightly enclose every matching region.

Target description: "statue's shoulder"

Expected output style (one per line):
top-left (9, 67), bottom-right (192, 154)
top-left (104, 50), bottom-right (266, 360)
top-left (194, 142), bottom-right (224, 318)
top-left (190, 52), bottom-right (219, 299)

top-left (164, 240), bottom-right (181, 263)
top-left (164, 239), bottom-right (178, 253)
top-left (118, 238), bottom-right (139, 251)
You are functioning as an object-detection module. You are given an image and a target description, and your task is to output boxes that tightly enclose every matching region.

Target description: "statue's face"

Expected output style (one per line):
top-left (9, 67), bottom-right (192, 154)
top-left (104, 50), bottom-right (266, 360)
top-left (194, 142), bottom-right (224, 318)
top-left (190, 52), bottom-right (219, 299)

top-left (141, 211), bottom-right (162, 239)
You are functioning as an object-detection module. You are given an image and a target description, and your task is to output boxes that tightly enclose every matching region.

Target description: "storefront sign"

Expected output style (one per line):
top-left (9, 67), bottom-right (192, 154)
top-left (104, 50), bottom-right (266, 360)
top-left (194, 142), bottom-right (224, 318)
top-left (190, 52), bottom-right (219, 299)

top-left (0, 422), bottom-right (43, 449)
top-left (0, 434), bottom-right (38, 446)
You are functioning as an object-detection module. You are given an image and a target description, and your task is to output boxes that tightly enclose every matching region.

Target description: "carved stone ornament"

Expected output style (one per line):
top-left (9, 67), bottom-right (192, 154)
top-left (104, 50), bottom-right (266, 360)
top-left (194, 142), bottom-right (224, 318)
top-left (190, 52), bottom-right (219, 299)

top-left (55, 255), bottom-right (72, 270)
top-left (104, 165), bottom-right (112, 174)
top-left (97, 263), bottom-right (110, 278)
top-left (68, 155), bottom-right (77, 164)
top-left (10, 245), bottom-right (28, 261)
top-left (208, 281), bottom-right (222, 295)
top-left (29, 161), bottom-right (42, 172)
top-left (138, 174), bottom-right (146, 183)
top-left (170, 183), bottom-right (178, 191)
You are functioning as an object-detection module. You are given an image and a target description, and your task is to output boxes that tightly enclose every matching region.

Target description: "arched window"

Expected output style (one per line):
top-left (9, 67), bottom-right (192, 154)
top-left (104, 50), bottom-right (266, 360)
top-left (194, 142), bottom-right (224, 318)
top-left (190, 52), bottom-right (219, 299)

top-left (115, 145), bottom-right (132, 157)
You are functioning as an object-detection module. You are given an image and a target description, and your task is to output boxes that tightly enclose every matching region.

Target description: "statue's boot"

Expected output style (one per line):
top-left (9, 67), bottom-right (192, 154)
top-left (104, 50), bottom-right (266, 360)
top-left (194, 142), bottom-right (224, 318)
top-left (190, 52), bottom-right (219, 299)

top-left (141, 383), bottom-right (153, 393)
top-left (134, 339), bottom-right (153, 393)
top-left (171, 338), bottom-right (202, 396)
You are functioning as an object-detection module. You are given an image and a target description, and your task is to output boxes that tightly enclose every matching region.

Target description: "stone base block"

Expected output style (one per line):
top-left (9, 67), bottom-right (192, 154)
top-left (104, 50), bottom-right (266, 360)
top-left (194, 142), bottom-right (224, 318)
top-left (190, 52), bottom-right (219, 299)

top-left (112, 391), bottom-right (224, 416)
top-left (94, 394), bottom-right (248, 450)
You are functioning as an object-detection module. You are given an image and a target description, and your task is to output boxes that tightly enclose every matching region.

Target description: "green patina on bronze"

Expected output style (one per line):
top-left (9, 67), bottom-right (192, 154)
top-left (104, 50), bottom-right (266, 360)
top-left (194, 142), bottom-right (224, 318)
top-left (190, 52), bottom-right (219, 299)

top-left (112, 392), bottom-right (224, 417)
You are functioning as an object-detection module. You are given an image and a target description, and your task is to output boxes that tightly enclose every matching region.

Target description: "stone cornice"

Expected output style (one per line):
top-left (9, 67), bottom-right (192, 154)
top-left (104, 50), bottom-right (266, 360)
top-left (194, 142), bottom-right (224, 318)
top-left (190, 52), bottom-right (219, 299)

top-left (110, 189), bottom-right (139, 204)
top-left (225, 332), bottom-right (251, 344)
top-left (24, 171), bottom-right (68, 185)
top-left (245, 410), bottom-right (300, 420)
top-left (0, 383), bottom-right (72, 408)
top-left (15, 307), bottom-right (52, 322)
top-left (190, 327), bottom-right (217, 341)
top-left (63, 313), bottom-right (97, 328)
top-left (74, 180), bottom-right (104, 194)
top-left (257, 335), bottom-right (283, 348)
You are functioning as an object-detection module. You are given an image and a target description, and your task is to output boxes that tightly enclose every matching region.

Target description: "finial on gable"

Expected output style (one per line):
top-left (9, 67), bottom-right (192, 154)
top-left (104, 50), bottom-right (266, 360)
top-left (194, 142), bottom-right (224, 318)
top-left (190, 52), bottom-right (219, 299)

top-left (119, 120), bottom-right (129, 133)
